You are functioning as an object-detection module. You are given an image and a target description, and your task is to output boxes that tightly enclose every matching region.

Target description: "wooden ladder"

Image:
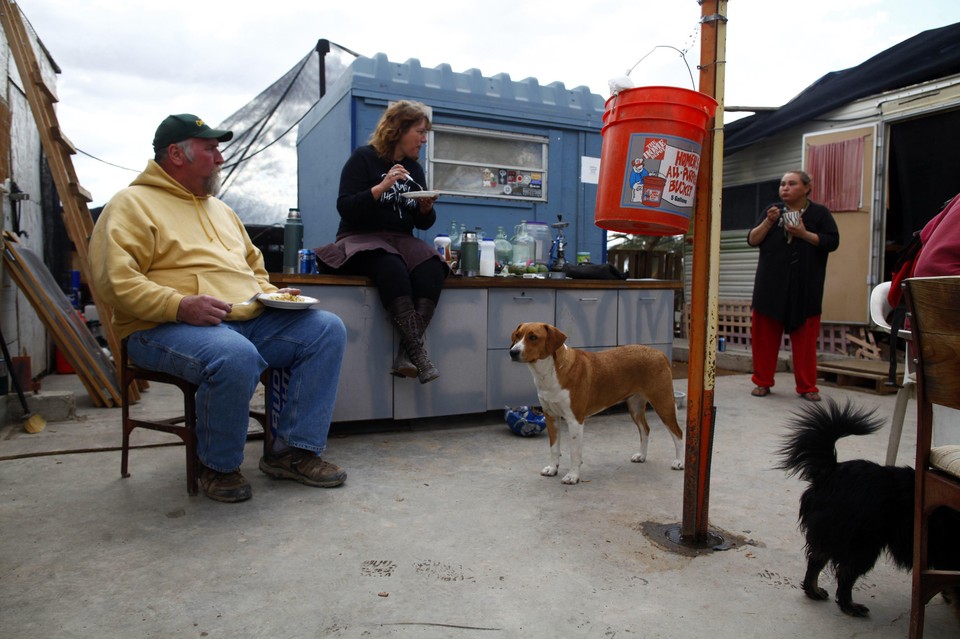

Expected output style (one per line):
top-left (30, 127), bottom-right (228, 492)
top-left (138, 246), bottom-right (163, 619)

top-left (1, 0), bottom-right (134, 403)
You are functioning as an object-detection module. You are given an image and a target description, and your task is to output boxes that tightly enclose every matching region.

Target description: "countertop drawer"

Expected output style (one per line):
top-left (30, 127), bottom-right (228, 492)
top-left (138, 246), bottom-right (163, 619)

top-left (556, 289), bottom-right (618, 348)
top-left (487, 288), bottom-right (556, 347)
top-left (618, 289), bottom-right (674, 345)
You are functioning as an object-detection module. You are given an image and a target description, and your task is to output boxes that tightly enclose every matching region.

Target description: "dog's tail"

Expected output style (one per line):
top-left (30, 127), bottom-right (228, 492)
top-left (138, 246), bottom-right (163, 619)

top-left (776, 398), bottom-right (885, 482)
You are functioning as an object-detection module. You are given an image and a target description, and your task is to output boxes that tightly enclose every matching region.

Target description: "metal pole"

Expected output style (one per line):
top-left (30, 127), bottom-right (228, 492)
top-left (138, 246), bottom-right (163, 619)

top-left (316, 39), bottom-right (330, 98)
top-left (680, 0), bottom-right (727, 543)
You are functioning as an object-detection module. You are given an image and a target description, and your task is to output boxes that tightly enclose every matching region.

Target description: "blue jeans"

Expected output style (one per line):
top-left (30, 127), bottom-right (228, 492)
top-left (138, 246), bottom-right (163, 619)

top-left (127, 308), bottom-right (346, 472)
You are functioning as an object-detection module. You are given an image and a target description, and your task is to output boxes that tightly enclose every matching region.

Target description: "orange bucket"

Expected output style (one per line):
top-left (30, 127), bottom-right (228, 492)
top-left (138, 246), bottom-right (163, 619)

top-left (595, 86), bottom-right (717, 235)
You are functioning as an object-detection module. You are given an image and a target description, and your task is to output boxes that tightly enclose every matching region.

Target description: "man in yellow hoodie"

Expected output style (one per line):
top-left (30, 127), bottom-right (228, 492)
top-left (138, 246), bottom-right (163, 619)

top-left (90, 114), bottom-right (347, 502)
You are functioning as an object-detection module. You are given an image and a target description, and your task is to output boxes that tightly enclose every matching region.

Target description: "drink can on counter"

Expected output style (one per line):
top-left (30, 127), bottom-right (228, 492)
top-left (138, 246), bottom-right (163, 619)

top-left (718, 337), bottom-right (726, 352)
top-left (298, 249), bottom-right (317, 274)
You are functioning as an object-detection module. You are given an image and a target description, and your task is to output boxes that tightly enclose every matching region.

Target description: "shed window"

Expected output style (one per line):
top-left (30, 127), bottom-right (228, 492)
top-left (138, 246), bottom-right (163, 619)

top-left (428, 125), bottom-right (548, 201)
top-left (807, 138), bottom-right (863, 211)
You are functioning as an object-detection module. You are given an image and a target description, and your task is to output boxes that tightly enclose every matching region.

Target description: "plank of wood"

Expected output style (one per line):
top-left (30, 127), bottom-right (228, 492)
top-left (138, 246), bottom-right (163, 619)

top-left (818, 358), bottom-right (901, 394)
top-left (818, 359), bottom-right (893, 375)
top-left (845, 328), bottom-right (881, 360)
top-left (1, 0), bottom-right (130, 398)
top-left (3, 235), bottom-right (120, 406)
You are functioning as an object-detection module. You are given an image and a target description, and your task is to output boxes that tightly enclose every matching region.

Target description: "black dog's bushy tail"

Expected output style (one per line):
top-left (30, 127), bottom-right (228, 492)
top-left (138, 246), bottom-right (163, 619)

top-left (776, 398), bottom-right (885, 482)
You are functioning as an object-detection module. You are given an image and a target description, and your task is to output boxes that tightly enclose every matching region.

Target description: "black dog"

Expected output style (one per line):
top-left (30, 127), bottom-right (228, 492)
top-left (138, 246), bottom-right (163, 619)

top-left (777, 398), bottom-right (960, 618)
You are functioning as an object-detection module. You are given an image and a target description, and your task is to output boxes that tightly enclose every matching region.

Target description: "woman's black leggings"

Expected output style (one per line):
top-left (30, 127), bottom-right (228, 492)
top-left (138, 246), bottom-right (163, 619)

top-left (339, 250), bottom-right (445, 308)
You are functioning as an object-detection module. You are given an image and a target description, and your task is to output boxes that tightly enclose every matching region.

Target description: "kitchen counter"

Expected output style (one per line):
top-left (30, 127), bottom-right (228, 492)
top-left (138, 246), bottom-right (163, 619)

top-left (268, 273), bottom-right (679, 423)
top-left (272, 273), bottom-right (682, 290)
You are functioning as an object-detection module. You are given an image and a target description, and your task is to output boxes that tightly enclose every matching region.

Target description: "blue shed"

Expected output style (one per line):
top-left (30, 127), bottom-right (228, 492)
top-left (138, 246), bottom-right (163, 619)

top-left (296, 53), bottom-right (607, 264)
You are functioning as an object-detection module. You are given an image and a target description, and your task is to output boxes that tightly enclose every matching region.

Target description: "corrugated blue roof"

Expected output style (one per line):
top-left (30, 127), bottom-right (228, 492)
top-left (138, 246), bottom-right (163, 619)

top-left (327, 53), bottom-right (606, 129)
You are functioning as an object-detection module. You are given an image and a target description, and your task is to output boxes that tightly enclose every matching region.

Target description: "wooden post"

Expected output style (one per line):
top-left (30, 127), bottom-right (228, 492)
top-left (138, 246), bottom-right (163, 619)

top-left (681, 0), bottom-right (728, 543)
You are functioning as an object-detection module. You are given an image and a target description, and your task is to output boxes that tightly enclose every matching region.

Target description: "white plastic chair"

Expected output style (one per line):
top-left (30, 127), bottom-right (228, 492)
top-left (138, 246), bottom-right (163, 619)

top-left (869, 281), bottom-right (916, 465)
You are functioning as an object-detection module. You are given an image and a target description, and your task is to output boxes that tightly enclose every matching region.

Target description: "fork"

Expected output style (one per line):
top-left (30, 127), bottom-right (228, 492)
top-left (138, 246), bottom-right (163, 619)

top-left (402, 174), bottom-right (426, 191)
top-left (229, 293), bottom-right (261, 313)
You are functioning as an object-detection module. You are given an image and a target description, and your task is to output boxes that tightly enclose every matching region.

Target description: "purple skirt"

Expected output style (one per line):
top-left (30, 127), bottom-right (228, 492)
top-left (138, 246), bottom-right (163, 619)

top-left (314, 231), bottom-right (447, 274)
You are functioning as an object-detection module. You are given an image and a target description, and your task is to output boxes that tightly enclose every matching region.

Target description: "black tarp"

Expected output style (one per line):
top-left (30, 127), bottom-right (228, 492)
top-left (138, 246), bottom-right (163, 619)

top-left (725, 22), bottom-right (960, 155)
top-left (214, 42), bottom-right (355, 225)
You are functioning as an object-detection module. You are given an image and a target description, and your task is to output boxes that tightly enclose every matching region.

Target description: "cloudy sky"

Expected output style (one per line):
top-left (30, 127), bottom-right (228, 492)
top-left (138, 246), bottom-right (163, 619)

top-left (18, 0), bottom-right (960, 207)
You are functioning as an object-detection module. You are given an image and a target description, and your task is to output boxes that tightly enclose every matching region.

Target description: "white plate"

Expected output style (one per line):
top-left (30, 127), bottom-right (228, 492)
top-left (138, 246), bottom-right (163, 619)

top-left (401, 190), bottom-right (440, 200)
top-left (258, 293), bottom-right (319, 309)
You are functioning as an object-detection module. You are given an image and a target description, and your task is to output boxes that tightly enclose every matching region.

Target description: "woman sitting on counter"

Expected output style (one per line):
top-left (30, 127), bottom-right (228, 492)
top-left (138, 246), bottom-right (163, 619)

top-left (314, 100), bottom-right (447, 384)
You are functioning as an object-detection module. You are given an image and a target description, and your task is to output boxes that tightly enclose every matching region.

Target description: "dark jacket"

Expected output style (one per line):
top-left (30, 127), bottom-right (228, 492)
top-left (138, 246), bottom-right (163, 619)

top-left (748, 201), bottom-right (840, 332)
top-left (335, 145), bottom-right (436, 238)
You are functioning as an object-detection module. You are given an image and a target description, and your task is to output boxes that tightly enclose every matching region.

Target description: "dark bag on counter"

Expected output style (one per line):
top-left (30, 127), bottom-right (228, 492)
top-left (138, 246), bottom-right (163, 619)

top-left (562, 263), bottom-right (627, 280)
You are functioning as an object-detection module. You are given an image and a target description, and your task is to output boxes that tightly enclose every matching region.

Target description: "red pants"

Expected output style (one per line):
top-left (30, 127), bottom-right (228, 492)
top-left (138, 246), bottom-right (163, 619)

top-left (751, 310), bottom-right (820, 394)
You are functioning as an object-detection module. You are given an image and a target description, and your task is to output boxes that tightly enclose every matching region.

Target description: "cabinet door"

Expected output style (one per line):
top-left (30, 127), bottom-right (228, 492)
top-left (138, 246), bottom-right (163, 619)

top-left (301, 285), bottom-right (393, 422)
top-left (617, 289), bottom-right (674, 345)
top-left (485, 288), bottom-right (556, 410)
top-left (487, 351), bottom-right (541, 410)
top-left (556, 289), bottom-right (618, 348)
top-left (394, 289), bottom-right (488, 419)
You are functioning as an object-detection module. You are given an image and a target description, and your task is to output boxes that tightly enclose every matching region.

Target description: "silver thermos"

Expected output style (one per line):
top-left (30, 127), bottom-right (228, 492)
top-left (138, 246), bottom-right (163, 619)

top-left (283, 208), bottom-right (303, 274)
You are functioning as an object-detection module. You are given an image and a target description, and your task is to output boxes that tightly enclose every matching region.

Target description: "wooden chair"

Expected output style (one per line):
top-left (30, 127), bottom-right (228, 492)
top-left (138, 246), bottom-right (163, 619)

top-left (903, 276), bottom-right (960, 637)
top-left (120, 339), bottom-right (269, 496)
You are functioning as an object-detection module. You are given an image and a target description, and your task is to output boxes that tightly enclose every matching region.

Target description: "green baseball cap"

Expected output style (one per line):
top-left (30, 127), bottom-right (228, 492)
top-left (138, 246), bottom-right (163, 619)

top-left (153, 113), bottom-right (233, 152)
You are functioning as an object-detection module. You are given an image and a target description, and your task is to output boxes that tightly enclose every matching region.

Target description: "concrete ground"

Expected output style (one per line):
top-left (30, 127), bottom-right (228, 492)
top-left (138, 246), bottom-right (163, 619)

top-left (2, 365), bottom-right (958, 638)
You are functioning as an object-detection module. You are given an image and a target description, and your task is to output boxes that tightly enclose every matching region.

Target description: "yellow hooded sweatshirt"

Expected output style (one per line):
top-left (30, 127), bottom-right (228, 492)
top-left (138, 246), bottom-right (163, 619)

top-left (89, 160), bottom-right (277, 339)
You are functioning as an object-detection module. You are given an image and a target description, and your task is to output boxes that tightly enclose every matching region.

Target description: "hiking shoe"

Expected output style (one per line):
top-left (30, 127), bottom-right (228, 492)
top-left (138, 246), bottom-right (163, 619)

top-left (199, 465), bottom-right (252, 503)
top-left (259, 448), bottom-right (347, 488)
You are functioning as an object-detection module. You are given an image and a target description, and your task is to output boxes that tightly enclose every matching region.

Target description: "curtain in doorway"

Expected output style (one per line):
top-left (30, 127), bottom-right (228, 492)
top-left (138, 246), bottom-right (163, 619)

top-left (807, 138), bottom-right (863, 211)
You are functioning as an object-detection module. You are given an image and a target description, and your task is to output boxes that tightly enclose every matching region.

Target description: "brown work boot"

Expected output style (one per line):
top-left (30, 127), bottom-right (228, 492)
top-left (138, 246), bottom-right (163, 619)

top-left (259, 448), bottom-right (347, 488)
top-left (199, 465), bottom-right (252, 503)
top-left (391, 297), bottom-right (438, 379)
top-left (387, 296), bottom-right (439, 384)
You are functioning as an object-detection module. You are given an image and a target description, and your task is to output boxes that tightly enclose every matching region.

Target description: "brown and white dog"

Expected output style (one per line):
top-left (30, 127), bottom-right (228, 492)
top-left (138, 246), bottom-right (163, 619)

top-left (509, 322), bottom-right (684, 484)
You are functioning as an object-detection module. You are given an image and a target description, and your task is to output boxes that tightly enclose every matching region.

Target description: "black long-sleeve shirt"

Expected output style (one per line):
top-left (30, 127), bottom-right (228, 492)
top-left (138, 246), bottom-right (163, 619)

top-left (335, 145), bottom-right (436, 238)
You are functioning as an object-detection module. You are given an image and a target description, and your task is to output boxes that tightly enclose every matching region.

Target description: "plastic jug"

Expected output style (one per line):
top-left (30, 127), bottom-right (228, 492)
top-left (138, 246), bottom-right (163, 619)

top-left (524, 220), bottom-right (551, 264)
top-left (511, 221), bottom-right (535, 267)
top-left (434, 234), bottom-right (451, 263)
top-left (480, 237), bottom-right (496, 276)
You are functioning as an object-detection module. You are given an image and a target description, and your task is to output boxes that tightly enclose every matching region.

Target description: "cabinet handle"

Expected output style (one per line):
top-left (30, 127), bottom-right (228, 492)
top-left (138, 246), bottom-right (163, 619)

top-left (512, 296), bottom-right (534, 301)
top-left (578, 297), bottom-right (600, 302)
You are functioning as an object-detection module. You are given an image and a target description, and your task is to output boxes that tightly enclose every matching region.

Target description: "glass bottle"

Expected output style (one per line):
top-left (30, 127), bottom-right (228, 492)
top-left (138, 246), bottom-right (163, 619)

top-left (511, 220), bottom-right (535, 267)
top-left (494, 227), bottom-right (513, 266)
top-left (450, 221), bottom-right (462, 263)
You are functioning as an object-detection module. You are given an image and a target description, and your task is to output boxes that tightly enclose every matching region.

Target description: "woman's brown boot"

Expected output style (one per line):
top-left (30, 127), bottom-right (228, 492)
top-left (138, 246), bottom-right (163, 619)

top-left (391, 345), bottom-right (419, 379)
top-left (391, 298), bottom-right (437, 379)
top-left (388, 297), bottom-right (439, 384)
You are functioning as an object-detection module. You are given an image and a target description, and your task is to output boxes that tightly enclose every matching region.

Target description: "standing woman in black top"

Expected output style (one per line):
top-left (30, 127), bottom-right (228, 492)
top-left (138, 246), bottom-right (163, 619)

top-left (314, 100), bottom-right (447, 384)
top-left (746, 169), bottom-right (839, 402)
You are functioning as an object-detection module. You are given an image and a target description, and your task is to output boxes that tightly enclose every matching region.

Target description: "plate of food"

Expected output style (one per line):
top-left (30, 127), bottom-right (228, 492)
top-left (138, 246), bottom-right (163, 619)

top-left (258, 292), bottom-right (319, 309)
top-left (401, 190), bottom-right (440, 200)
